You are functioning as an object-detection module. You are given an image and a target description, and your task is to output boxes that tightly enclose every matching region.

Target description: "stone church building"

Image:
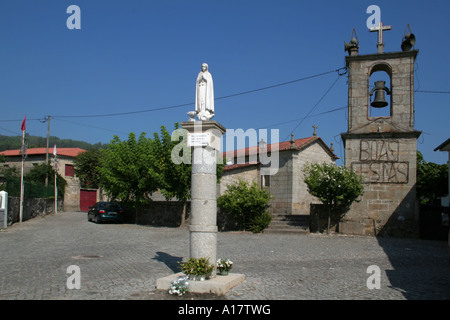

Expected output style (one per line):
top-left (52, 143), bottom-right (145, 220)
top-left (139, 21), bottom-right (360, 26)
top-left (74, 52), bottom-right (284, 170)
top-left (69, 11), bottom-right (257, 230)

top-left (220, 23), bottom-right (422, 237)
top-left (219, 134), bottom-right (338, 216)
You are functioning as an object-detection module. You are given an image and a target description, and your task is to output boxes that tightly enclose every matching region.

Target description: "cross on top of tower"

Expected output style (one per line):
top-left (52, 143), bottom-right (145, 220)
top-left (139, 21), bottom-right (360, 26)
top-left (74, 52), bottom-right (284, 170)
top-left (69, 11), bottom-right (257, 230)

top-left (370, 21), bottom-right (392, 54)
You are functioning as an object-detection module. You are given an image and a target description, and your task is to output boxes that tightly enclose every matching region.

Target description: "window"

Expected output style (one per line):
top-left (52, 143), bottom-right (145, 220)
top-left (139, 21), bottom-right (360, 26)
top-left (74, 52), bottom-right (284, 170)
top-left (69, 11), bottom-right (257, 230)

top-left (65, 164), bottom-right (75, 177)
top-left (261, 174), bottom-right (270, 188)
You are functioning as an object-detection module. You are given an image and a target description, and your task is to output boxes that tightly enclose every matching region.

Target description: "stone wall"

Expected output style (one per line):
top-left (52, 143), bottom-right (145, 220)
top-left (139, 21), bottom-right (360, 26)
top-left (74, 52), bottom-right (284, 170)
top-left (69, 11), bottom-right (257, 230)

top-left (291, 142), bottom-right (335, 215)
top-left (131, 201), bottom-right (238, 231)
top-left (7, 196), bottom-right (63, 226)
top-left (345, 51), bottom-right (417, 133)
top-left (218, 164), bottom-right (259, 196)
top-left (268, 152), bottom-right (292, 214)
top-left (135, 201), bottom-right (190, 227)
top-left (340, 134), bottom-right (420, 237)
top-left (63, 173), bottom-right (81, 211)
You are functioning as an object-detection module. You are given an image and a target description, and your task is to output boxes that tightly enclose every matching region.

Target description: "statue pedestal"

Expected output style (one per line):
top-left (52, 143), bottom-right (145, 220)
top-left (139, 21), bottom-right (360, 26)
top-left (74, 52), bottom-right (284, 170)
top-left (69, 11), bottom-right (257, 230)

top-left (156, 272), bottom-right (245, 296)
top-left (181, 121), bottom-right (225, 276)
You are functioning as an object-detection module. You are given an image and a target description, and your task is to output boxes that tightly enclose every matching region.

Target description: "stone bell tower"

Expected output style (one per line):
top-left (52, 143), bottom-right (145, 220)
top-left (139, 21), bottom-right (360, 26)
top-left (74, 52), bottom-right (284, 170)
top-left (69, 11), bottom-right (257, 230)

top-left (340, 23), bottom-right (421, 236)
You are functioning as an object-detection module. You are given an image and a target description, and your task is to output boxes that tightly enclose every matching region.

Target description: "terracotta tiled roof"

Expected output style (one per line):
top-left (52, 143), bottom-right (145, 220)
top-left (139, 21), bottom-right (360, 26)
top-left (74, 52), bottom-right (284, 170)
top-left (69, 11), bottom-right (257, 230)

top-left (221, 136), bottom-right (335, 159)
top-left (0, 147), bottom-right (86, 157)
top-left (221, 136), bottom-right (338, 172)
top-left (223, 162), bottom-right (260, 171)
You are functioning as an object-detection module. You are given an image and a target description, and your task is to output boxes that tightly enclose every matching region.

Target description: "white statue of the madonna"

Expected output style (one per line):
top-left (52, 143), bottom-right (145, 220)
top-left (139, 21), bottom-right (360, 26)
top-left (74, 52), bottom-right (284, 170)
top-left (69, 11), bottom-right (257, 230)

top-left (195, 63), bottom-right (215, 121)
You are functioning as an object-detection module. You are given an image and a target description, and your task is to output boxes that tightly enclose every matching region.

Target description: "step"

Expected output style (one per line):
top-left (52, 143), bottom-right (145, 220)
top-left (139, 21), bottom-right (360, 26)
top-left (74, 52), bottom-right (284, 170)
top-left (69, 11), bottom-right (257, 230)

top-left (263, 228), bottom-right (309, 235)
top-left (264, 214), bottom-right (310, 234)
top-left (268, 220), bottom-right (308, 226)
top-left (270, 216), bottom-right (309, 222)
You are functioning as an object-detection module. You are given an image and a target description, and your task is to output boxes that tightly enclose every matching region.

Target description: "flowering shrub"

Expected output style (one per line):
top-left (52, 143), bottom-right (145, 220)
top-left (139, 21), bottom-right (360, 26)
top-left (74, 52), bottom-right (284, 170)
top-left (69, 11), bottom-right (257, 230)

top-left (303, 162), bottom-right (364, 234)
top-left (217, 179), bottom-right (272, 233)
top-left (216, 258), bottom-right (233, 273)
top-left (168, 276), bottom-right (189, 296)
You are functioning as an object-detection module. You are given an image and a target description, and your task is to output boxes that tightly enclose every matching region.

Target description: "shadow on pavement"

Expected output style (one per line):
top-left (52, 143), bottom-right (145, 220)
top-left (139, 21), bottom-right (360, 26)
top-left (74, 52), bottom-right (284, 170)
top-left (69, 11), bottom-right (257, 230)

top-left (376, 236), bottom-right (450, 299)
top-left (152, 251), bottom-right (183, 273)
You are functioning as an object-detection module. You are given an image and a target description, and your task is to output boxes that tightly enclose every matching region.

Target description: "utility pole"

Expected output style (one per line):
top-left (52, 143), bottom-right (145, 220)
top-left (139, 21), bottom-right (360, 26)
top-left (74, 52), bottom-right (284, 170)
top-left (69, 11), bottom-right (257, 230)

top-left (53, 145), bottom-right (57, 214)
top-left (45, 116), bottom-right (50, 187)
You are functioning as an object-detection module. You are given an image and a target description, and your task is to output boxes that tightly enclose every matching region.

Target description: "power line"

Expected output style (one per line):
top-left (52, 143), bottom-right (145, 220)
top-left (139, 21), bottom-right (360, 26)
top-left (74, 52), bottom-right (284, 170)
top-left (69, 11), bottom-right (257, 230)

top-left (54, 118), bottom-right (130, 135)
top-left (257, 106), bottom-right (346, 130)
top-left (215, 68), bottom-right (345, 101)
top-left (45, 67), bottom-right (349, 119)
top-left (284, 75), bottom-right (342, 141)
top-left (416, 90), bottom-right (450, 94)
top-left (0, 126), bottom-right (20, 135)
top-left (0, 117), bottom-right (43, 123)
top-left (53, 102), bottom-right (193, 119)
top-left (0, 67), bottom-right (448, 124)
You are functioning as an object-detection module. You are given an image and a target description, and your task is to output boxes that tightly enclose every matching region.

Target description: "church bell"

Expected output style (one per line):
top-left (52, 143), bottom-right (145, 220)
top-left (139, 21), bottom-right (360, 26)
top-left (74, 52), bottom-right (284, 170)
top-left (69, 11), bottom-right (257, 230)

top-left (369, 81), bottom-right (390, 108)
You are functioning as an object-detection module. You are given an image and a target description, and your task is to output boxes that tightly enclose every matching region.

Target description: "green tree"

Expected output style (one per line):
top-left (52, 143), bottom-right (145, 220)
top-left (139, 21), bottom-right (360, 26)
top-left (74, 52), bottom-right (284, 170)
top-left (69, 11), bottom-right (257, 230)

top-left (217, 179), bottom-right (272, 233)
top-left (303, 162), bottom-right (364, 234)
top-left (73, 149), bottom-right (102, 189)
top-left (152, 124), bottom-right (192, 226)
top-left (98, 132), bottom-right (161, 213)
top-left (0, 134), bottom-right (106, 152)
top-left (0, 162), bottom-right (20, 193)
top-left (417, 151), bottom-right (448, 205)
top-left (24, 163), bottom-right (67, 198)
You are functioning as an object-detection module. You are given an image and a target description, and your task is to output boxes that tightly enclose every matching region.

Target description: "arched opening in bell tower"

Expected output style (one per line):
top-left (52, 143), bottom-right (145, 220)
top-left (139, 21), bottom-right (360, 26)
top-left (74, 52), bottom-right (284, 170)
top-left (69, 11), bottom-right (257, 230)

top-left (369, 63), bottom-right (392, 119)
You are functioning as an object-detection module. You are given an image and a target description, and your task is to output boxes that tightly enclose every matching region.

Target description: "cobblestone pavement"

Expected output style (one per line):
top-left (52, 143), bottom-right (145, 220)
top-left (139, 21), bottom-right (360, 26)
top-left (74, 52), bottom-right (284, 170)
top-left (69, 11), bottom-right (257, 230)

top-left (0, 211), bottom-right (449, 300)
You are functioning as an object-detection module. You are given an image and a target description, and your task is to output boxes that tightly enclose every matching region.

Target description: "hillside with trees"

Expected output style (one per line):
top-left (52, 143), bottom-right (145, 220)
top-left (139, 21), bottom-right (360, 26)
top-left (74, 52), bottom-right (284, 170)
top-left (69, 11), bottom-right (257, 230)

top-left (0, 134), bottom-right (107, 151)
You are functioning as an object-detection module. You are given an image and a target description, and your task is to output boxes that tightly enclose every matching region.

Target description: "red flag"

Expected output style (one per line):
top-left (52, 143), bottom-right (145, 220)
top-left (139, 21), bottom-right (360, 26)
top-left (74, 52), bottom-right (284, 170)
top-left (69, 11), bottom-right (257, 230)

top-left (21, 116), bottom-right (26, 131)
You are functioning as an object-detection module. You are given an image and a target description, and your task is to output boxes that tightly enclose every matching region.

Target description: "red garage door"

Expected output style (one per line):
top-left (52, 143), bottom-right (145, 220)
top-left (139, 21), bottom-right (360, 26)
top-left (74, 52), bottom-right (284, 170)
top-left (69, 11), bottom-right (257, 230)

top-left (80, 190), bottom-right (97, 212)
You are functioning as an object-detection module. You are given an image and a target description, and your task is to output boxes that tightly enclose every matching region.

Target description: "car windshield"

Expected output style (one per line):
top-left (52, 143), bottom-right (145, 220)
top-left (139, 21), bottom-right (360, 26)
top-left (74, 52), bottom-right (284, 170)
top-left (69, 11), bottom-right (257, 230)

top-left (98, 203), bottom-right (121, 211)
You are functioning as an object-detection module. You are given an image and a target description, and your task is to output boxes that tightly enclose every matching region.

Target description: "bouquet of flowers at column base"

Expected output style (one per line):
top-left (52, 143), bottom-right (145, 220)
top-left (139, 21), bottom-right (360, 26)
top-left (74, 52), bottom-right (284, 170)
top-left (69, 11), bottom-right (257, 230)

top-left (216, 258), bottom-right (233, 275)
top-left (168, 276), bottom-right (189, 296)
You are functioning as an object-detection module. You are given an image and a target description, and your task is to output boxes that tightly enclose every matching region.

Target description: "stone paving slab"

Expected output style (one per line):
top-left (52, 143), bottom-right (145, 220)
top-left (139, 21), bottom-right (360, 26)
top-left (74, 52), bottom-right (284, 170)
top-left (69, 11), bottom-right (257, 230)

top-left (0, 211), bottom-right (449, 300)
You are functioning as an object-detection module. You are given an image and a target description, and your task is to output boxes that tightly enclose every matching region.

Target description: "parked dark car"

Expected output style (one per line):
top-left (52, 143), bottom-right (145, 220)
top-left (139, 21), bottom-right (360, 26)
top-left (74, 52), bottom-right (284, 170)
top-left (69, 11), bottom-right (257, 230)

top-left (87, 202), bottom-right (126, 224)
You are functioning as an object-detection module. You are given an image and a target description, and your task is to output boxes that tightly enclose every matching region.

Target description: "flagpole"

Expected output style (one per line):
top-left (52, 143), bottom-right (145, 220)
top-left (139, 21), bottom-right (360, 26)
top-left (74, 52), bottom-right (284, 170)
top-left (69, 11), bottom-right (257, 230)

top-left (54, 167), bottom-right (57, 214)
top-left (19, 126), bottom-right (25, 223)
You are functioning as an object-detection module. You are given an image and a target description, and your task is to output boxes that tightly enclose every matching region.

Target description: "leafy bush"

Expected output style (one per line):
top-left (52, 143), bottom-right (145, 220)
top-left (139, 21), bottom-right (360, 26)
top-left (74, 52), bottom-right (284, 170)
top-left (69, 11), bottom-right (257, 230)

top-left (217, 179), bottom-right (272, 233)
top-left (303, 162), bottom-right (364, 234)
top-left (25, 163), bottom-right (66, 199)
top-left (248, 210), bottom-right (272, 233)
top-left (179, 257), bottom-right (214, 277)
top-left (417, 151), bottom-right (448, 205)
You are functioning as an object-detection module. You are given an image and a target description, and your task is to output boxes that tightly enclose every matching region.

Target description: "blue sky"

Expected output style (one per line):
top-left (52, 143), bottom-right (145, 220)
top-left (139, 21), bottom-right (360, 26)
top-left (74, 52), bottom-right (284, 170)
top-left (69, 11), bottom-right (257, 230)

top-left (0, 0), bottom-right (449, 165)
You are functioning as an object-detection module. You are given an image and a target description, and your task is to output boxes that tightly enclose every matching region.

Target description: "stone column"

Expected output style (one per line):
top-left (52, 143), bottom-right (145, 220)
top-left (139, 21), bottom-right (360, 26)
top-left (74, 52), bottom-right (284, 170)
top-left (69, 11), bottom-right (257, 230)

top-left (181, 120), bottom-right (226, 277)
